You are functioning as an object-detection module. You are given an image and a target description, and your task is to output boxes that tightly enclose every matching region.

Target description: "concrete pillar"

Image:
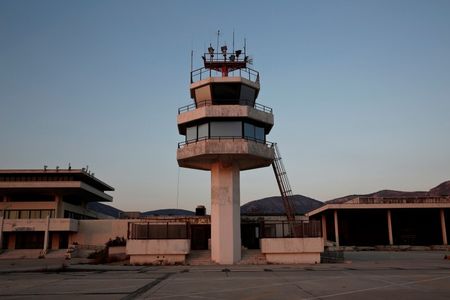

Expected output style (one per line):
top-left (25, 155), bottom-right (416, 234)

top-left (387, 209), bottom-right (394, 246)
top-left (440, 209), bottom-right (447, 246)
top-left (321, 214), bottom-right (327, 241)
top-left (334, 210), bottom-right (339, 247)
top-left (8, 234), bottom-right (15, 250)
top-left (43, 215), bottom-right (50, 254)
top-left (51, 233), bottom-right (60, 250)
top-left (211, 161), bottom-right (241, 264)
top-left (55, 195), bottom-right (63, 218)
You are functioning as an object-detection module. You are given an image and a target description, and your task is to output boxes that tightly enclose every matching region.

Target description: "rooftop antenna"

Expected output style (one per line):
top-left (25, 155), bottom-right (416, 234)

top-left (68, 163), bottom-right (72, 170)
top-left (216, 30), bottom-right (220, 57)
top-left (232, 29), bottom-right (235, 53)
top-left (190, 50), bottom-right (194, 72)
top-left (244, 38), bottom-right (246, 57)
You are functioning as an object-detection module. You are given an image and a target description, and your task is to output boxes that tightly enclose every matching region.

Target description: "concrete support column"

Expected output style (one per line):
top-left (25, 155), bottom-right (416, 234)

top-left (321, 214), bottom-right (327, 241)
top-left (211, 161), bottom-right (241, 264)
top-left (43, 215), bottom-right (50, 254)
top-left (334, 210), bottom-right (339, 247)
top-left (387, 209), bottom-right (394, 246)
top-left (54, 195), bottom-right (62, 218)
top-left (440, 209), bottom-right (447, 246)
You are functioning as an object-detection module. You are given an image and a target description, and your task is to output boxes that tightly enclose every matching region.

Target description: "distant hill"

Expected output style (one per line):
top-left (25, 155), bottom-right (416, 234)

top-left (429, 180), bottom-right (450, 196)
top-left (87, 202), bottom-right (123, 218)
top-left (142, 209), bottom-right (195, 216)
top-left (327, 180), bottom-right (450, 203)
top-left (241, 195), bottom-right (324, 215)
top-left (87, 180), bottom-right (450, 218)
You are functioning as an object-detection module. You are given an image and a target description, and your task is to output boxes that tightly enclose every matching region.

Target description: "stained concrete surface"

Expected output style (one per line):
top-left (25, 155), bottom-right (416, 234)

top-left (0, 251), bottom-right (449, 299)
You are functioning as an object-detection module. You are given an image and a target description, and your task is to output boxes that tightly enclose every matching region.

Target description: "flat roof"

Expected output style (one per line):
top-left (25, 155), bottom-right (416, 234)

top-left (306, 196), bottom-right (450, 217)
top-left (0, 169), bottom-right (114, 192)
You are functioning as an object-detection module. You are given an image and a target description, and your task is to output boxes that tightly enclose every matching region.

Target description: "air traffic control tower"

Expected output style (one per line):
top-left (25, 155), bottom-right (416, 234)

top-left (177, 43), bottom-right (275, 264)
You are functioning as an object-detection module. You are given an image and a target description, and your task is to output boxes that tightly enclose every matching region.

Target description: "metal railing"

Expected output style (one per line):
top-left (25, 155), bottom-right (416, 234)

top-left (354, 196), bottom-right (450, 204)
top-left (178, 99), bottom-right (272, 114)
top-left (128, 222), bottom-right (190, 240)
top-left (261, 220), bottom-right (322, 239)
top-left (178, 136), bottom-right (274, 149)
top-left (191, 67), bottom-right (260, 83)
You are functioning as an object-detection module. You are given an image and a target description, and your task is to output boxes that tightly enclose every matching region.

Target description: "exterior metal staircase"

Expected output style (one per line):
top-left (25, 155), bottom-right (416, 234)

top-left (271, 143), bottom-right (298, 236)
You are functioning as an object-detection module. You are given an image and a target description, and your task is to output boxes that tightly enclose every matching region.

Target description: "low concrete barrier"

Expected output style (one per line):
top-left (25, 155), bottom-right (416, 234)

top-left (126, 239), bottom-right (190, 265)
top-left (260, 237), bottom-right (324, 264)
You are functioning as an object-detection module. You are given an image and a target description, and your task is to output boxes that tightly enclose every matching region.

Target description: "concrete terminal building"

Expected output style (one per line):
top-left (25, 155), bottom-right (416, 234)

top-left (0, 169), bottom-right (114, 252)
top-left (307, 192), bottom-right (450, 249)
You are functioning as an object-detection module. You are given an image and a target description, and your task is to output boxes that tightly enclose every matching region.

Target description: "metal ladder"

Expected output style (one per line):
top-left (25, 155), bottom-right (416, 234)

top-left (271, 143), bottom-right (297, 236)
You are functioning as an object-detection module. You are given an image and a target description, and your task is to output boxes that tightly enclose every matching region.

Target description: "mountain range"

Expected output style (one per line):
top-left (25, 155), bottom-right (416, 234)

top-left (88, 180), bottom-right (450, 218)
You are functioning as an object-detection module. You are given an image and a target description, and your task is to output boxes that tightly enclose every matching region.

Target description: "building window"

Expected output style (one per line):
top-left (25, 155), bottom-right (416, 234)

top-left (64, 210), bottom-right (95, 220)
top-left (198, 123), bottom-right (209, 140)
top-left (185, 121), bottom-right (266, 143)
top-left (243, 122), bottom-right (265, 142)
top-left (255, 126), bottom-right (265, 142)
top-left (3, 209), bottom-right (55, 219)
top-left (244, 123), bottom-right (255, 139)
top-left (29, 210), bottom-right (41, 219)
top-left (19, 210), bottom-right (30, 219)
top-left (7, 210), bottom-right (19, 219)
top-left (41, 210), bottom-right (54, 218)
top-left (210, 121), bottom-right (241, 137)
top-left (186, 126), bottom-right (197, 142)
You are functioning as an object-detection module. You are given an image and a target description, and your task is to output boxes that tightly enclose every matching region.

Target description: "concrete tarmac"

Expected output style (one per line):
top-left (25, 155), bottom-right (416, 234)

top-left (0, 251), bottom-right (449, 299)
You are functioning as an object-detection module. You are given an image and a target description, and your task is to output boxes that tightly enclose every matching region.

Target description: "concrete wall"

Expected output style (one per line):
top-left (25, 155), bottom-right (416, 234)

top-left (0, 201), bottom-right (57, 211)
top-left (2, 218), bottom-right (78, 232)
top-left (177, 139), bottom-right (274, 171)
top-left (261, 238), bottom-right (324, 264)
top-left (70, 219), bottom-right (130, 246)
top-left (126, 239), bottom-right (190, 265)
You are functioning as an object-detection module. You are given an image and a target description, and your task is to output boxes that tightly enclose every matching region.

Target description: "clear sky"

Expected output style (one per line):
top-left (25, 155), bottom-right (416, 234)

top-left (1, 0), bottom-right (449, 212)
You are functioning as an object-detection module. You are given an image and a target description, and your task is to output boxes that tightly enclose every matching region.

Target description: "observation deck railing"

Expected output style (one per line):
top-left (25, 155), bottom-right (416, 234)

top-left (127, 221), bottom-right (190, 240)
top-left (178, 99), bottom-right (272, 114)
top-left (191, 67), bottom-right (260, 83)
top-left (261, 220), bottom-right (322, 239)
top-left (178, 136), bottom-right (274, 149)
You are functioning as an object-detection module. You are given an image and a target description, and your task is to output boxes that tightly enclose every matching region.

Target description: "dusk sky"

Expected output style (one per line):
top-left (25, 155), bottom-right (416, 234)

top-left (1, 0), bottom-right (449, 212)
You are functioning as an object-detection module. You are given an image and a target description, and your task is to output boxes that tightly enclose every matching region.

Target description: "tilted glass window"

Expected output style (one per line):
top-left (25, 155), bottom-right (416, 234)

top-left (244, 123), bottom-right (255, 139)
top-left (255, 126), bottom-right (265, 142)
top-left (198, 123), bottom-right (209, 139)
top-left (186, 126), bottom-right (197, 142)
top-left (210, 121), bottom-right (242, 137)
